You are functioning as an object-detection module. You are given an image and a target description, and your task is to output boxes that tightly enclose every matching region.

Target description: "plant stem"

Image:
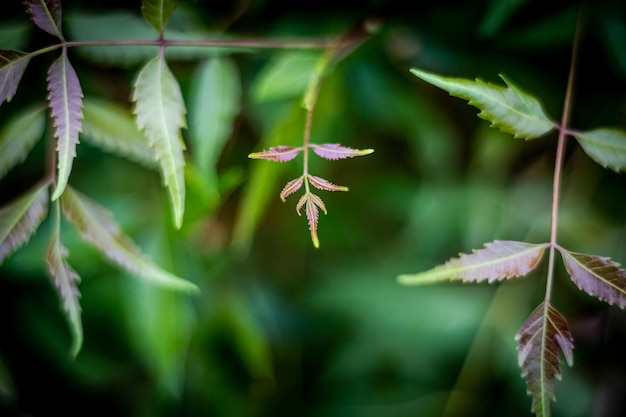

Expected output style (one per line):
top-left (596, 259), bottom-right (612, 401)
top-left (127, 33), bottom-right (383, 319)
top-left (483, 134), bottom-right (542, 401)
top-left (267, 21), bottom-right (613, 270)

top-left (545, 1), bottom-right (584, 301)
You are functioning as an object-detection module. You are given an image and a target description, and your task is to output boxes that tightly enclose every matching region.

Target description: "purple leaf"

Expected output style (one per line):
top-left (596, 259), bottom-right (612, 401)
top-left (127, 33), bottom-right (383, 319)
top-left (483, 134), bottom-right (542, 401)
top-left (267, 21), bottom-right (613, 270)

top-left (47, 222), bottom-right (82, 357)
top-left (25, 0), bottom-right (63, 39)
top-left (516, 301), bottom-right (573, 417)
top-left (559, 248), bottom-right (626, 308)
top-left (296, 192), bottom-right (327, 248)
top-left (280, 176), bottom-right (304, 201)
top-left (249, 145), bottom-right (302, 162)
top-left (398, 240), bottom-right (549, 285)
top-left (0, 50), bottom-right (31, 104)
top-left (0, 182), bottom-right (49, 264)
top-left (310, 143), bottom-right (373, 160)
top-left (48, 51), bottom-right (84, 200)
top-left (308, 175), bottom-right (348, 192)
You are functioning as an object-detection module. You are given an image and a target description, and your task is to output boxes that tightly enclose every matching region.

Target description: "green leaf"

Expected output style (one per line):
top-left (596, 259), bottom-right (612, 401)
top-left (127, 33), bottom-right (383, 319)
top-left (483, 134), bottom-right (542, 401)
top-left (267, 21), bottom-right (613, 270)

top-left (559, 248), bottom-right (626, 308)
top-left (132, 55), bottom-right (187, 229)
top-left (516, 301), bottom-right (573, 417)
top-left (572, 128), bottom-right (626, 172)
top-left (0, 182), bottom-right (49, 264)
top-left (81, 98), bottom-right (156, 168)
top-left (188, 57), bottom-right (241, 188)
top-left (410, 68), bottom-right (555, 140)
top-left (141, 0), bottom-right (177, 33)
top-left (251, 50), bottom-right (322, 103)
top-left (397, 240), bottom-right (548, 285)
top-left (60, 186), bottom-right (198, 293)
top-left (46, 202), bottom-right (82, 358)
top-left (47, 50), bottom-right (84, 201)
top-left (0, 105), bottom-right (45, 180)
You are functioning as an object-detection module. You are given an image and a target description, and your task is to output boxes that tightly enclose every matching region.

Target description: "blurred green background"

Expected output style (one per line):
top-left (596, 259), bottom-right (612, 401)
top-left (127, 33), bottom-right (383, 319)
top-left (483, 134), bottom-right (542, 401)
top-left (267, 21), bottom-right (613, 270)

top-left (1, 0), bottom-right (626, 416)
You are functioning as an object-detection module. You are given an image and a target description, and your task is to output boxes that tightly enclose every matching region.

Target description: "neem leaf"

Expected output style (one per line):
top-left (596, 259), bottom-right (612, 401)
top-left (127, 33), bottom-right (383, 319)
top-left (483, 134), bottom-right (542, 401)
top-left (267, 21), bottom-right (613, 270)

top-left (410, 68), bottom-right (555, 140)
top-left (307, 175), bottom-right (348, 192)
top-left (559, 248), bottom-right (626, 308)
top-left (81, 98), bottom-right (156, 168)
top-left (48, 51), bottom-right (84, 201)
top-left (516, 301), bottom-right (573, 417)
top-left (25, 0), bottom-right (63, 39)
top-left (280, 176), bottom-right (304, 202)
top-left (132, 55), bottom-right (187, 229)
top-left (0, 105), bottom-right (45, 180)
top-left (188, 57), bottom-right (241, 183)
top-left (397, 240), bottom-right (548, 285)
top-left (0, 50), bottom-right (31, 104)
top-left (296, 192), bottom-right (327, 248)
top-left (572, 128), bottom-right (626, 172)
top-left (249, 145), bottom-right (303, 162)
top-left (46, 204), bottom-right (82, 358)
top-left (141, 0), bottom-right (177, 33)
top-left (310, 143), bottom-right (374, 160)
top-left (61, 186), bottom-right (198, 293)
top-left (0, 182), bottom-right (49, 264)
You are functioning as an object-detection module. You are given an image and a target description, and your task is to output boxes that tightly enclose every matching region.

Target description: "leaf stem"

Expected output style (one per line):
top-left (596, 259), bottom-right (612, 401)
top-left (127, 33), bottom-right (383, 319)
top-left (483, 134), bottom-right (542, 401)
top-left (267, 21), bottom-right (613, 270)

top-left (545, 1), bottom-right (584, 301)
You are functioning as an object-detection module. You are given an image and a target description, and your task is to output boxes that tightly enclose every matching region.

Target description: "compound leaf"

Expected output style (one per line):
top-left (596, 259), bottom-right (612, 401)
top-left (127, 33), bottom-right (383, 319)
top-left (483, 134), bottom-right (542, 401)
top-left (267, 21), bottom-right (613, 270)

top-left (0, 105), bottom-right (46, 180)
top-left (141, 0), bottom-right (177, 33)
top-left (25, 0), bottom-right (63, 39)
top-left (48, 51), bottom-right (84, 201)
top-left (0, 182), bottom-right (49, 264)
top-left (132, 55), bottom-right (187, 228)
top-left (559, 248), bottom-right (626, 308)
top-left (397, 240), bottom-right (548, 285)
top-left (572, 128), bottom-right (626, 172)
top-left (81, 98), bottom-right (156, 168)
top-left (410, 68), bottom-right (555, 140)
top-left (61, 186), bottom-right (198, 293)
top-left (516, 301), bottom-right (573, 417)
top-left (46, 203), bottom-right (82, 357)
top-left (0, 50), bottom-right (31, 104)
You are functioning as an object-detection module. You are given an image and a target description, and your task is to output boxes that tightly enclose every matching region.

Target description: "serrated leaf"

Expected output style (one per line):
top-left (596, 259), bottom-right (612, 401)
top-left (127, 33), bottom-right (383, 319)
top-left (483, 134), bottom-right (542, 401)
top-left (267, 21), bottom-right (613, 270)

top-left (410, 68), bottom-right (555, 139)
top-left (515, 301), bottom-right (573, 417)
top-left (310, 143), bottom-right (374, 160)
top-left (25, 0), bottom-right (63, 39)
top-left (0, 183), bottom-right (49, 264)
top-left (60, 186), bottom-right (198, 293)
top-left (0, 50), bottom-right (31, 104)
top-left (132, 55), bottom-right (187, 229)
top-left (572, 128), bottom-right (626, 172)
top-left (397, 240), bottom-right (548, 285)
top-left (141, 0), bottom-right (177, 33)
top-left (251, 50), bottom-right (322, 103)
top-left (280, 176), bottom-right (304, 201)
top-left (248, 145), bottom-right (303, 162)
top-left (188, 57), bottom-right (241, 185)
top-left (46, 203), bottom-right (82, 358)
top-left (296, 192), bottom-right (327, 248)
top-left (0, 105), bottom-right (45, 180)
top-left (559, 248), bottom-right (626, 308)
top-left (48, 51), bottom-right (84, 201)
top-left (307, 175), bottom-right (348, 192)
top-left (81, 98), bottom-right (156, 168)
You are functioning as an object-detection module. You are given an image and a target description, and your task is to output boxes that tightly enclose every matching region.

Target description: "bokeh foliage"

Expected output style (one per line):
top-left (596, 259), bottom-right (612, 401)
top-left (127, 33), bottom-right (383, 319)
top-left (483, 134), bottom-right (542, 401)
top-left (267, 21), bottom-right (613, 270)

top-left (1, 0), bottom-right (625, 416)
